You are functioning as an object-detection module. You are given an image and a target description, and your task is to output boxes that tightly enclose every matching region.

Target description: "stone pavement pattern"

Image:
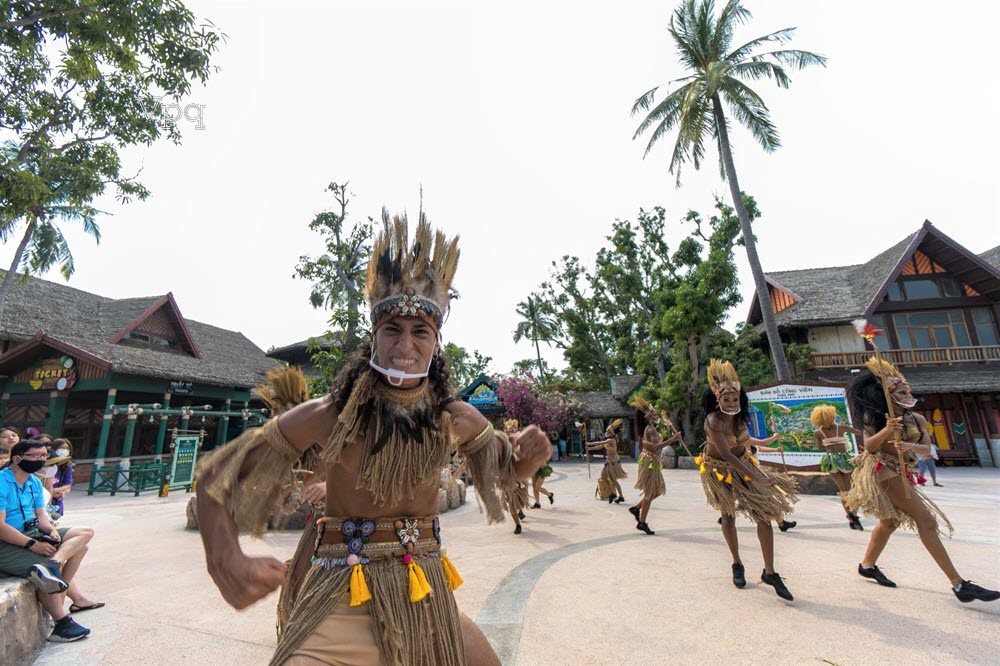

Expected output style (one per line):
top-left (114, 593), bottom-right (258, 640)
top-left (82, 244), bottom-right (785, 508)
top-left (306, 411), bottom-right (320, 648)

top-left (32, 465), bottom-right (1000, 665)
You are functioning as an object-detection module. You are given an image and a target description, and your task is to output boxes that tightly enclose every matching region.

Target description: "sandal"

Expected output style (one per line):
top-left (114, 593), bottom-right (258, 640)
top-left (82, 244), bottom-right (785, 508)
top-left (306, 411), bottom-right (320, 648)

top-left (69, 602), bottom-right (105, 614)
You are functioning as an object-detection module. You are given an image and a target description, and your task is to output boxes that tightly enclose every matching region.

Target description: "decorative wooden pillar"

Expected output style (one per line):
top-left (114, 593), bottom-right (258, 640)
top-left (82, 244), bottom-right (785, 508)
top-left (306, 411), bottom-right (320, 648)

top-left (154, 393), bottom-right (172, 462)
top-left (45, 391), bottom-right (69, 437)
top-left (93, 388), bottom-right (118, 468)
top-left (215, 398), bottom-right (231, 447)
top-left (120, 410), bottom-right (138, 470)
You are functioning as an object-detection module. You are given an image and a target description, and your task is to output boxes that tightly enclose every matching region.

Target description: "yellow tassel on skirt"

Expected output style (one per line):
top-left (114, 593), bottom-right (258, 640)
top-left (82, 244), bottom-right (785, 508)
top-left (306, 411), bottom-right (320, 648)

top-left (350, 563), bottom-right (372, 606)
top-left (634, 451), bottom-right (665, 500)
top-left (700, 450), bottom-right (797, 523)
top-left (441, 552), bottom-right (464, 591)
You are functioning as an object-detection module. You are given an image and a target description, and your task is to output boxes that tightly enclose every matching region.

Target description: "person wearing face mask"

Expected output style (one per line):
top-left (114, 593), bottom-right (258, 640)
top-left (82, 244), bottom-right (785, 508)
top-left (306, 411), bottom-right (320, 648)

top-left (46, 439), bottom-right (75, 518)
top-left (0, 440), bottom-right (97, 642)
top-left (845, 358), bottom-right (999, 603)
top-left (195, 211), bottom-right (552, 666)
top-left (698, 360), bottom-right (798, 601)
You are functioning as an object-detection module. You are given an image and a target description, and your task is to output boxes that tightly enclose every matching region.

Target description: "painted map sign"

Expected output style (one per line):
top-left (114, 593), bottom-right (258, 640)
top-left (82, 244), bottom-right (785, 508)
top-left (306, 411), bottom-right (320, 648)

top-left (469, 384), bottom-right (499, 406)
top-left (745, 383), bottom-right (857, 468)
top-left (28, 355), bottom-right (76, 391)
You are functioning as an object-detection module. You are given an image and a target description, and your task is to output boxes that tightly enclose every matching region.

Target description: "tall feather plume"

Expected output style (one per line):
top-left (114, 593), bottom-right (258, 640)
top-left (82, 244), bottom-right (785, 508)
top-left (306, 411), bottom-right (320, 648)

top-left (256, 366), bottom-right (309, 416)
top-left (365, 207), bottom-right (460, 316)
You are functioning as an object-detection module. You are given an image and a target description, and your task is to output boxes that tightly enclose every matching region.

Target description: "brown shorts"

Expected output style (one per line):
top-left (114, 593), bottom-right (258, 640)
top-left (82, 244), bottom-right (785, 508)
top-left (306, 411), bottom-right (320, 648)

top-left (284, 595), bottom-right (380, 665)
top-left (0, 528), bottom-right (70, 577)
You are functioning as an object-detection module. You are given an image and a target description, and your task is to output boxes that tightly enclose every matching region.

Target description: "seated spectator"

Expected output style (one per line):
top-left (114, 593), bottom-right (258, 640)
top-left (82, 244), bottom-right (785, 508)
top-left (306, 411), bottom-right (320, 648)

top-left (0, 440), bottom-right (98, 642)
top-left (49, 439), bottom-right (75, 518)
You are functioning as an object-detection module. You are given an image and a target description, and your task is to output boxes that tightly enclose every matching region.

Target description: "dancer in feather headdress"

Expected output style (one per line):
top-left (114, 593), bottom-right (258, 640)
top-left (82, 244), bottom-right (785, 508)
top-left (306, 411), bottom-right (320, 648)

top-left (845, 355), bottom-right (998, 603)
top-left (195, 208), bottom-right (553, 665)
top-left (626, 396), bottom-right (681, 535)
top-left (585, 420), bottom-right (628, 504)
top-left (699, 360), bottom-right (798, 601)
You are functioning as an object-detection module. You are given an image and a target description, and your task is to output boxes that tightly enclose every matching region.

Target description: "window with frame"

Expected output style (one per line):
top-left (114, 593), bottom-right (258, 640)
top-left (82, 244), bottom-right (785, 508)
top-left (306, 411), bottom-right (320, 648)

top-left (972, 308), bottom-right (1000, 346)
top-left (892, 311), bottom-right (971, 349)
top-left (868, 315), bottom-right (891, 350)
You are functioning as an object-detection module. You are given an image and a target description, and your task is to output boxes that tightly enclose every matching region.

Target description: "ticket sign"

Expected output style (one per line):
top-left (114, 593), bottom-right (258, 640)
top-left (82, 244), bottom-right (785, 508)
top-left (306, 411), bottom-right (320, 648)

top-left (28, 355), bottom-right (77, 391)
top-left (170, 435), bottom-right (201, 490)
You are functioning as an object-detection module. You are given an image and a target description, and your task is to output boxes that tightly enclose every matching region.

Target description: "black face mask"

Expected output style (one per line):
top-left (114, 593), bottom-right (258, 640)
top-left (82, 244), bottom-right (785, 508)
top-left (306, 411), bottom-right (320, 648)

top-left (16, 459), bottom-right (45, 474)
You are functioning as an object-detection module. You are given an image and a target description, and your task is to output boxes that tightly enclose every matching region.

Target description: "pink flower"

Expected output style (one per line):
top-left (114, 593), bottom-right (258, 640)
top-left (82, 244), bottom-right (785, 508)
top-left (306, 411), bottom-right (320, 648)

top-left (874, 461), bottom-right (885, 473)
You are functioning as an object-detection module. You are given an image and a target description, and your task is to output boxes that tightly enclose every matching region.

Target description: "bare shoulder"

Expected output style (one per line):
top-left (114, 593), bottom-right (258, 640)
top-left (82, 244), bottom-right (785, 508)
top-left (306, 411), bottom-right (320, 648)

top-left (444, 400), bottom-right (488, 443)
top-left (704, 412), bottom-right (723, 432)
top-left (276, 395), bottom-right (338, 449)
top-left (912, 412), bottom-right (929, 427)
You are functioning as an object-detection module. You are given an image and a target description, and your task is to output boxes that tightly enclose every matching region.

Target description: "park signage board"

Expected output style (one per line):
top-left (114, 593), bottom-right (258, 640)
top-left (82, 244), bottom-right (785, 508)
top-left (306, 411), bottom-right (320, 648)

top-left (745, 382), bottom-right (857, 468)
top-left (28, 355), bottom-right (77, 391)
top-left (169, 435), bottom-right (201, 490)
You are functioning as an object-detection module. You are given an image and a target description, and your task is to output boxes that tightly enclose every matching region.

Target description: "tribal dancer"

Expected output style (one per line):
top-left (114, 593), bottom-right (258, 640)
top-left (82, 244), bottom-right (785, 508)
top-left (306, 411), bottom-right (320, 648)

top-left (196, 210), bottom-right (552, 665)
top-left (699, 360), bottom-right (798, 601)
top-left (810, 405), bottom-right (864, 531)
top-left (586, 422), bottom-right (627, 504)
top-left (503, 420), bottom-right (530, 535)
top-left (845, 358), bottom-right (998, 602)
top-left (627, 398), bottom-right (681, 535)
top-left (529, 434), bottom-right (554, 510)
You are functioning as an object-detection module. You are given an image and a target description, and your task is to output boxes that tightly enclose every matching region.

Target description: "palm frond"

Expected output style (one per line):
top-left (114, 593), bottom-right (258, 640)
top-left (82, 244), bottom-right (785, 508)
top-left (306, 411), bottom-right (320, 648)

top-left (721, 79), bottom-right (780, 152)
top-left (711, 0), bottom-right (752, 57)
top-left (730, 60), bottom-right (790, 88)
top-left (631, 85), bottom-right (661, 116)
top-left (725, 28), bottom-right (796, 64)
top-left (755, 49), bottom-right (828, 70)
top-left (633, 80), bottom-right (698, 140)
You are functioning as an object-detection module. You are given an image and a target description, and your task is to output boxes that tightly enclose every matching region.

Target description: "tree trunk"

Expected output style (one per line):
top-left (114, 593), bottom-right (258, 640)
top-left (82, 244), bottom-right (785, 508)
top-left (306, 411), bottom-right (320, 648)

top-left (533, 336), bottom-right (547, 382)
top-left (711, 95), bottom-right (791, 381)
top-left (0, 221), bottom-right (34, 325)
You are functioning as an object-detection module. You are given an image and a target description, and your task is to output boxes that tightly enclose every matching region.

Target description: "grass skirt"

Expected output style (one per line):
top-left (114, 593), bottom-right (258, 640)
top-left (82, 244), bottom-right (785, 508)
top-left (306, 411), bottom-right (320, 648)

top-left (820, 452), bottom-right (855, 473)
top-left (634, 452), bottom-right (665, 500)
top-left (277, 512), bottom-right (321, 637)
top-left (844, 451), bottom-right (953, 537)
top-left (533, 463), bottom-right (553, 480)
top-left (699, 451), bottom-right (798, 523)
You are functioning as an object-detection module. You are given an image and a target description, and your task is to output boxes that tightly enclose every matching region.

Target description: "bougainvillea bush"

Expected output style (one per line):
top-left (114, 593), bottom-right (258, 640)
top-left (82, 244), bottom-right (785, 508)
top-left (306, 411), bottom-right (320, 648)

top-left (497, 376), bottom-right (588, 438)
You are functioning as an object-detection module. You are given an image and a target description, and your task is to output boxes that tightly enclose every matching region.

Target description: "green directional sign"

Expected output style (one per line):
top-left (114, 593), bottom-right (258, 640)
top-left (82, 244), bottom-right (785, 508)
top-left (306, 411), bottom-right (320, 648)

top-left (170, 435), bottom-right (201, 490)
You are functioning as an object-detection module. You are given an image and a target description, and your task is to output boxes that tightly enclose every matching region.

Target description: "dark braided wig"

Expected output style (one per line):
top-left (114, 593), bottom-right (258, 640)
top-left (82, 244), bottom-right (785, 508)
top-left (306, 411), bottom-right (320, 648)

top-left (848, 370), bottom-right (889, 432)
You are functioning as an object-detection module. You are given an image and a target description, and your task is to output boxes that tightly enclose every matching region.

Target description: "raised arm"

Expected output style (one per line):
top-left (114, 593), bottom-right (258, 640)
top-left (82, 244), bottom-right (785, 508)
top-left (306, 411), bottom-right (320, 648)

top-left (585, 438), bottom-right (615, 451)
top-left (196, 395), bottom-right (334, 609)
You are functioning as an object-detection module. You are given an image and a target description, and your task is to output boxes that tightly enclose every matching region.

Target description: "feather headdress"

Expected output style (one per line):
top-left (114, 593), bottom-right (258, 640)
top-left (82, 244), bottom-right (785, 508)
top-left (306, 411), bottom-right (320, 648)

top-left (609, 418), bottom-right (622, 431)
top-left (707, 359), bottom-right (741, 398)
top-left (504, 418), bottom-right (520, 434)
top-left (628, 394), bottom-right (658, 419)
top-left (366, 208), bottom-right (460, 333)
top-left (865, 356), bottom-right (907, 391)
top-left (256, 366), bottom-right (309, 417)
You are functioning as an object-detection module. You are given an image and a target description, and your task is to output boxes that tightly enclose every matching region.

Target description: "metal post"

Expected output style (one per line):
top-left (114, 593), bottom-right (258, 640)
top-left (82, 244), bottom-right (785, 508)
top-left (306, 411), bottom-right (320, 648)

top-left (216, 398), bottom-right (231, 447)
top-left (154, 392), bottom-right (171, 463)
top-left (121, 410), bottom-right (138, 470)
top-left (93, 388), bottom-right (117, 468)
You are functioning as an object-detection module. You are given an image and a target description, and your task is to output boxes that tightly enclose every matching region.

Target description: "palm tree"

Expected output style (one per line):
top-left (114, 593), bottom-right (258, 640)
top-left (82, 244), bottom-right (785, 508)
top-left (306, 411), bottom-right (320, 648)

top-left (514, 295), bottom-right (559, 382)
top-left (632, 0), bottom-right (826, 381)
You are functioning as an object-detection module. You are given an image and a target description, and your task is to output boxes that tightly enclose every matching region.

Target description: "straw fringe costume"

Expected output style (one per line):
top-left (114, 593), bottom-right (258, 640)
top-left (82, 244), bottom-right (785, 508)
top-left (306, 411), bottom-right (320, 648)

top-left (596, 443), bottom-right (627, 500)
top-left (197, 212), bottom-right (525, 666)
top-left (698, 432), bottom-right (798, 523)
top-left (634, 449), bottom-right (665, 501)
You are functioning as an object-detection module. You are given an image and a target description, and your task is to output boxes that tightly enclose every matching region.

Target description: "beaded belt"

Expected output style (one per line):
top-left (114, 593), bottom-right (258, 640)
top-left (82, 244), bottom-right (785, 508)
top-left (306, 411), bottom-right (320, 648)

top-left (310, 515), bottom-right (462, 606)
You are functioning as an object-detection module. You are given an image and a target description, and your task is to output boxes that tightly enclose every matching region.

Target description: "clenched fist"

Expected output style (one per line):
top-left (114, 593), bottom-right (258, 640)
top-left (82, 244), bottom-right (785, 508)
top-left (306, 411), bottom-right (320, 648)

top-left (209, 554), bottom-right (286, 610)
top-left (512, 425), bottom-right (552, 480)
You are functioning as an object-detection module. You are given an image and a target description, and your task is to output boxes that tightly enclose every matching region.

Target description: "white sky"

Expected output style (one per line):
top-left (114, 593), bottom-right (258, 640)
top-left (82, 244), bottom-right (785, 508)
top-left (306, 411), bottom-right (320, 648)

top-left (6, 0), bottom-right (999, 377)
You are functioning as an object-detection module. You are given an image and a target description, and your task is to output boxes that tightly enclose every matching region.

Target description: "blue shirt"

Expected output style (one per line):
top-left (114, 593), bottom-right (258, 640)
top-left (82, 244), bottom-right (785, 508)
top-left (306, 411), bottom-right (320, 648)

top-left (0, 467), bottom-right (43, 532)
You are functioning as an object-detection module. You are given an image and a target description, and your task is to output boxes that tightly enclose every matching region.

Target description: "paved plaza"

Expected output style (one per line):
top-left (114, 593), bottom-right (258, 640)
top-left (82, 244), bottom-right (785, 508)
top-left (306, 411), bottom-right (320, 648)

top-left (32, 463), bottom-right (1000, 665)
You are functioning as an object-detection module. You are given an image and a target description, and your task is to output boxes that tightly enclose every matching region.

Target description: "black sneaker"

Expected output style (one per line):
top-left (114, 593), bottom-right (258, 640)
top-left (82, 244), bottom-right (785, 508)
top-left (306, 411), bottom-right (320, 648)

top-left (778, 520), bottom-right (797, 532)
top-left (548, 493), bottom-right (554, 505)
top-left (628, 506), bottom-right (641, 523)
top-left (614, 496), bottom-right (625, 504)
top-left (848, 513), bottom-right (864, 531)
top-left (761, 570), bottom-right (793, 601)
top-left (608, 494), bottom-right (616, 504)
top-left (732, 563), bottom-right (746, 588)
top-left (513, 524), bottom-right (522, 535)
top-left (636, 522), bottom-right (655, 535)
top-left (717, 516), bottom-right (723, 525)
top-left (517, 510), bottom-right (525, 520)
top-left (858, 564), bottom-right (896, 588)
top-left (49, 616), bottom-right (90, 643)
top-left (28, 559), bottom-right (68, 594)
top-left (531, 502), bottom-right (541, 509)
top-left (953, 580), bottom-right (1000, 603)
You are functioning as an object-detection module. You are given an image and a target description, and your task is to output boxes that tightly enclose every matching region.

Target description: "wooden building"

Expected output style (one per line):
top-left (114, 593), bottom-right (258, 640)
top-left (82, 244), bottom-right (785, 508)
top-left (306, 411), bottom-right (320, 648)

top-left (0, 273), bottom-right (278, 478)
top-left (569, 374), bottom-right (645, 458)
top-left (747, 221), bottom-right (1000, 466)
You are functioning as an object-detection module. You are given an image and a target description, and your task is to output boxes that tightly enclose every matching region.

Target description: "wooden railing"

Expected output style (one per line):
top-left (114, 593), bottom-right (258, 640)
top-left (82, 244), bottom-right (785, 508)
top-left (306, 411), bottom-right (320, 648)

top-left (812, 346), bottom-right (1000, 369)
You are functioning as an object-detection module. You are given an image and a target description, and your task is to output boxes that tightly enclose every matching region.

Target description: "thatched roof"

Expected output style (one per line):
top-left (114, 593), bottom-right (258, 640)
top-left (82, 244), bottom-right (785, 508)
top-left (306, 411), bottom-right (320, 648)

top-left (806, 367), bottom-right (1000, 394)
top-left (0, 272), bottom-right (277, 388)
top-left (268, 334), bottom-right (342, 364)
top-left (748, 222), bottom-right (1000, 328)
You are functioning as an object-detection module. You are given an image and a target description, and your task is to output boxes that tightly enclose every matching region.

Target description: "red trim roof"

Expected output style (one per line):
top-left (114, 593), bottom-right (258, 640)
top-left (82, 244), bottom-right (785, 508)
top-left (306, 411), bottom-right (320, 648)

top-left (0, 331), bottom-right (112, 372)
top-left (108, 292), bottom-right (202, 359)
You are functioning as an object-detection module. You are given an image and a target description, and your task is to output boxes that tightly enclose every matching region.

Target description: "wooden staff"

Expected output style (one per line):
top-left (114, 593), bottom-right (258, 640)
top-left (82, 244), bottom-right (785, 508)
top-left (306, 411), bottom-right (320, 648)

top-left (662, 415), bottom-right (694, 459)
top-left (768, 404), bottom-right (789, 473)
top-left (586, 447), bottom-right (592, 479)
top-left (873, 344), bottom-right (911, 499)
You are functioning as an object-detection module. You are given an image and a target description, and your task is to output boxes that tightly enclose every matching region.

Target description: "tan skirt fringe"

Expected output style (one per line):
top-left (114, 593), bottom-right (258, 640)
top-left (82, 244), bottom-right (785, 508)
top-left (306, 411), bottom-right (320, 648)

top-left (634, 453), bottom-right (665, 500)
top-left (844, 451), bottom-right (954, 538)
top-left (699, 452), bottom-right (798, 523)
top-left (277, 513), bottom-right (321, 637)
top-left (271, 553), bottom-right (465, 666)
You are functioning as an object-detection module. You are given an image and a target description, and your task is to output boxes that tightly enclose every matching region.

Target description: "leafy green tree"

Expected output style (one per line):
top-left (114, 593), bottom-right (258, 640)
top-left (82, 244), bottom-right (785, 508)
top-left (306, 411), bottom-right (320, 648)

top-left (294, 181), bottom-right (374, 352)
top-left (513, 294), bottom-right (559, 382)
top-left (632, 0), bottom-right (825, 381)
top-left (443, 343), bottom-right (493, 390)
top-left (0, 0), bottom-right (223, 320)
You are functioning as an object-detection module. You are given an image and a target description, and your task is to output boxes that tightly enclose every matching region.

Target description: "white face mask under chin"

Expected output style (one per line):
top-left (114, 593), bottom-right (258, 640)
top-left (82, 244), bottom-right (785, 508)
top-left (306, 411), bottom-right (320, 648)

top-left (720, 406), bottom-right (742, 416)
top-left (893, 397), bottom-right (917, 409)
top-left (369, 342), bottom-right (438, 387)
